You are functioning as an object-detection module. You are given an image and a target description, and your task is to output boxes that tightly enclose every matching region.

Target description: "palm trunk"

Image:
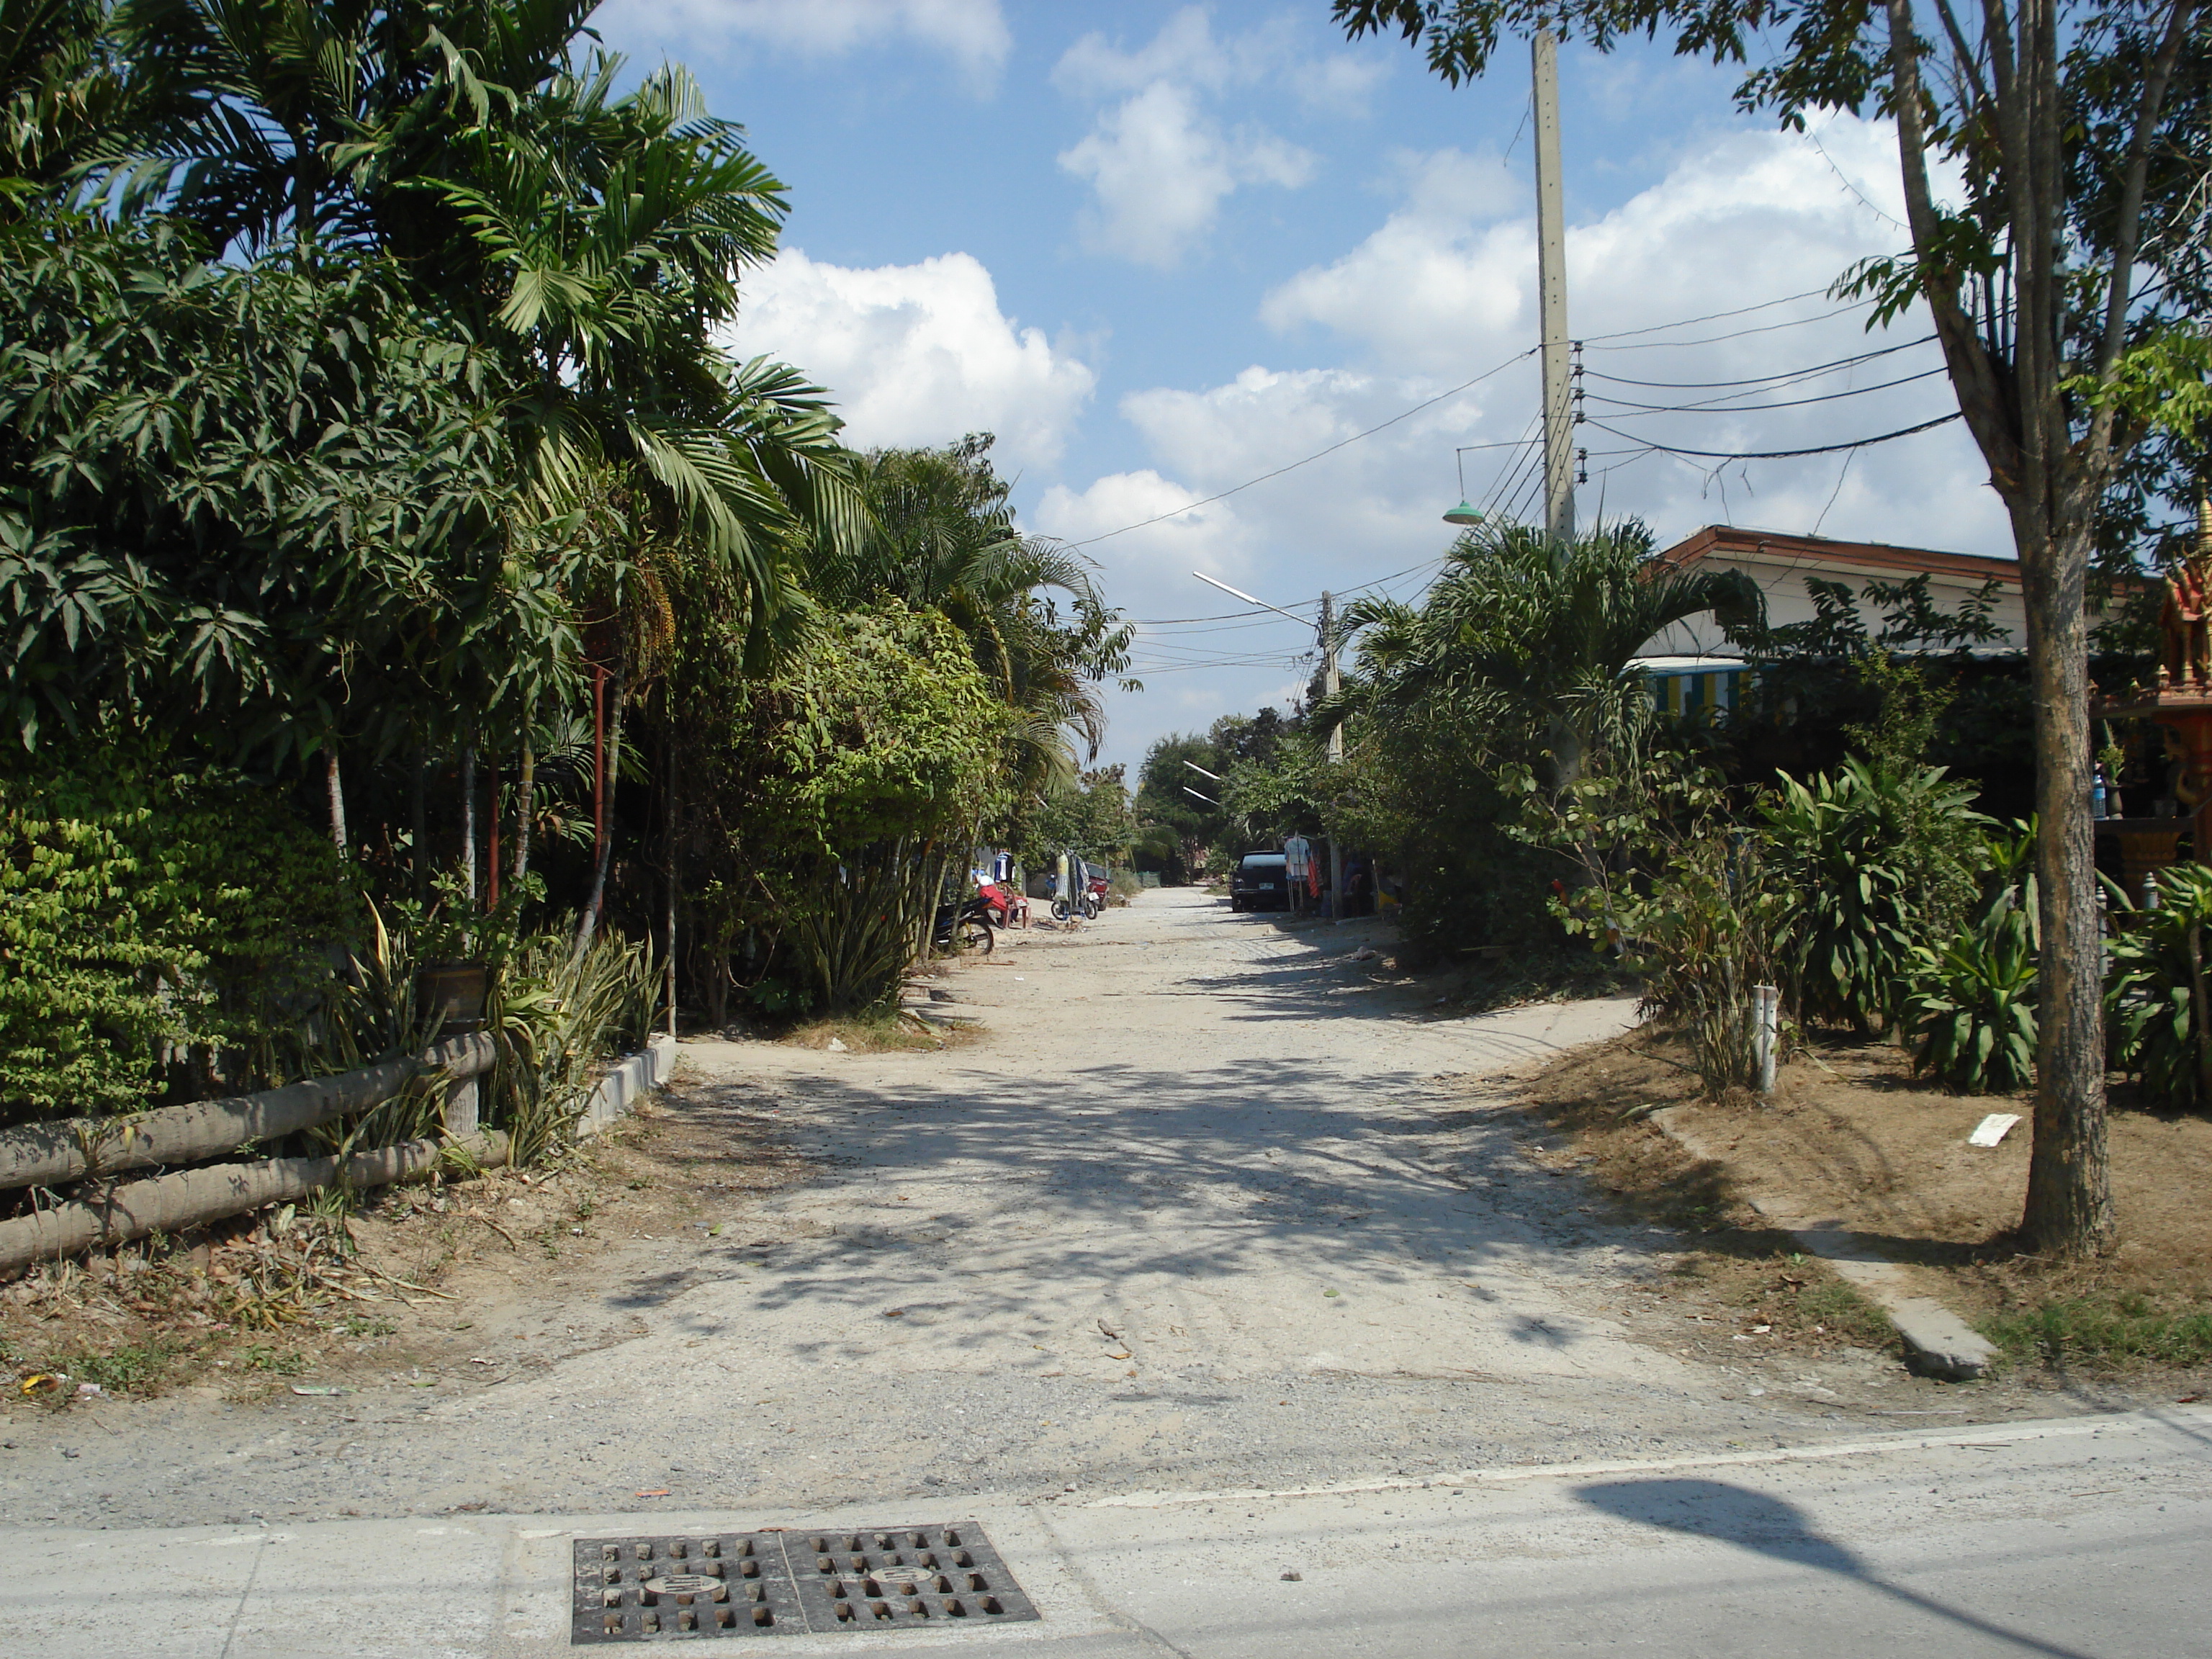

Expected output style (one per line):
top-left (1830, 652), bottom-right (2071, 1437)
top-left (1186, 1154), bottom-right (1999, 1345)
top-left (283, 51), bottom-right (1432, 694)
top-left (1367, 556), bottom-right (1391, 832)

top-left (513, 737), bottom-right (534, 883)
top-left (460, 744), bottom-right (477, 908)
top-left (486, 754), bottom-right (500, 910)
top-left (573, 672), bottom-right (626, 962)
top-left (324, 749), bottom-right (347, 854)
top-left (664, 703), bottom-right (679, 1038)
top-left (410, 747), bottom-right (428, 903)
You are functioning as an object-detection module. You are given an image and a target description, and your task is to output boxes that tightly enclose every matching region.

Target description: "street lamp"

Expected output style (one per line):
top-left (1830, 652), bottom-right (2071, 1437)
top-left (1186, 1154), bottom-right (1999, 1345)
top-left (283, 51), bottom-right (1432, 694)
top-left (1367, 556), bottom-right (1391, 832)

top-left (1444, 446), bottom-right (1488, 526)
top-left (1182, 786), bottom-right (1219, 806)
top-left (1192, 570), bottom-right (1310, 625)
top-left (1182, 759), bottom-right (1222, 782)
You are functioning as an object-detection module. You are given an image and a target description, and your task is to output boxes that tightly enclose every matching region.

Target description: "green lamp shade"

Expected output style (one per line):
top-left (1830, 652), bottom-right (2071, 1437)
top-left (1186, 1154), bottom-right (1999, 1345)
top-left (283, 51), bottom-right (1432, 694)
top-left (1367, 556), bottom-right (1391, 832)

top-left (1442, 500), bottom-right (1485, 526)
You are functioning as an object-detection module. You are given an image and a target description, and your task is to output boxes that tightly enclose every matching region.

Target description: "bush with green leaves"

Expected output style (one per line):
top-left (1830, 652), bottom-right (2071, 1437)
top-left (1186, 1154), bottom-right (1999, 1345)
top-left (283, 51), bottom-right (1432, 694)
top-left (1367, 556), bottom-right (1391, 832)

top-left (2105, 863), bottom-right (2212, 1112)
top-left (0, 738), bottom-right (357, 1124)
top-left (673, 603), bottom-right (1014, 1014)
top-left (1897, 828), bottom-right (2039, 1094)
top-left (1761, 757), bottom-right (1990, 1030)
top-left (1617, 830), bottom-right (1793, 1094)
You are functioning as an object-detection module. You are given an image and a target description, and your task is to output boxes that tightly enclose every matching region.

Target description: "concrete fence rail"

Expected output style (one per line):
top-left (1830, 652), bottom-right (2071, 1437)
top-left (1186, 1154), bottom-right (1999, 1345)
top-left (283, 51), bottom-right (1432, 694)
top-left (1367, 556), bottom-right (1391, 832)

top-left (0, 1031), bottom-right (675, 1280)
top-left (0, 1035), bottom-right (495, 1193)
top-left (0, 1130), bottom-right (511, 1280)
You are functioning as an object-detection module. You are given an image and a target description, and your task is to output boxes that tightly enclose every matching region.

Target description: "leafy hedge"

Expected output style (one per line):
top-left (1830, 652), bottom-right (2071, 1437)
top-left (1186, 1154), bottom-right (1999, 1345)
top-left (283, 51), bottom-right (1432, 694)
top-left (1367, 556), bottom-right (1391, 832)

top-left (0, 739), bottom-right (356, 1123)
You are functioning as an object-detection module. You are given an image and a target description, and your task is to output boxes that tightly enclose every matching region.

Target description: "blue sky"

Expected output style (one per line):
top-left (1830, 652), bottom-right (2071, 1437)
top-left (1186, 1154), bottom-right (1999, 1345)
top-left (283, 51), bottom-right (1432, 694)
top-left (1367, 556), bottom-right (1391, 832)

top-left (590, 0), bottom-right (2004, 772)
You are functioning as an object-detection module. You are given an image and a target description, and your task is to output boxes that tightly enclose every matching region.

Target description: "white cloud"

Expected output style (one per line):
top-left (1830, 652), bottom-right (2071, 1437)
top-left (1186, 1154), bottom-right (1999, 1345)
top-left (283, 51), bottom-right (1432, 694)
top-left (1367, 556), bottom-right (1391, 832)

top-left (1068, 114), bottom-right (2008, 767)
top-left (594, 0), bottom-right (1010, 90)
top-left (724, 248), bottom-right (1095, 468)
top-left (1053, 8), bottom-right (1382, 269)
top-left (1058, 82), bottom-right (1314, 270)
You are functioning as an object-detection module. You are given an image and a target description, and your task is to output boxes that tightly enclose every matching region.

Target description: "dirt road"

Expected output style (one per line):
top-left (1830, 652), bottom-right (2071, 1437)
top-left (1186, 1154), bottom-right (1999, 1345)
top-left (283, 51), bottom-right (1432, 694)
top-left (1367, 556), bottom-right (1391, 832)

top-left (7, 889), bottom-right (1933, 1527)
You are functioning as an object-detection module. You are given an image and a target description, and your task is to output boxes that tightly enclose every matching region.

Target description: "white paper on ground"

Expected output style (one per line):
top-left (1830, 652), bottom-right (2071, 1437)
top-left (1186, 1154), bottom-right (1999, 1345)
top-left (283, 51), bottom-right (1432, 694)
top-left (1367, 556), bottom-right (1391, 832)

top-left (1968, 1112), bottom-right (2023, 1147)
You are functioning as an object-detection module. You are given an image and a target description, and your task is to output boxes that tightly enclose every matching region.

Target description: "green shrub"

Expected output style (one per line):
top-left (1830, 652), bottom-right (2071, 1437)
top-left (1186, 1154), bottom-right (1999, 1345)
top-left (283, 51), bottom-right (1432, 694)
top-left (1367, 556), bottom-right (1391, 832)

top-left (2105, 863), bottom-right (2212, 1111)
top-left (1619, 830), bottom-right (1791, 1094)
top-left (0, 738), bottom-right (358, 1123)
top-left (1899, 902), bottom-right (2038, 1092)
top-left (1898, 826), bottom-right (2038, 1093)
top-left (1761, 757), bottom-right (1988, 1030)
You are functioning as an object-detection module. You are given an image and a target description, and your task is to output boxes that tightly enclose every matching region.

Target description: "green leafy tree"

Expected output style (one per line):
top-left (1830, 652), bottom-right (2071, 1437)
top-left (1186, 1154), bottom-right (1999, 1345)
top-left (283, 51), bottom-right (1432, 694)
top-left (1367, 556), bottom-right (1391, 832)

top-left (1336, 519), bottom-right (1761, 791)
top-left (1338, 0), bottom-right (2206, 1261)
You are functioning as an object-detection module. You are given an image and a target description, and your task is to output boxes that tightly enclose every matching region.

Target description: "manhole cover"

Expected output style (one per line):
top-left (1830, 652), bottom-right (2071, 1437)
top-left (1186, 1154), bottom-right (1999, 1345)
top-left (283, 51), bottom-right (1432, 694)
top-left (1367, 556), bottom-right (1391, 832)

top-left (572, 1522), bottom-right (1038, 1642)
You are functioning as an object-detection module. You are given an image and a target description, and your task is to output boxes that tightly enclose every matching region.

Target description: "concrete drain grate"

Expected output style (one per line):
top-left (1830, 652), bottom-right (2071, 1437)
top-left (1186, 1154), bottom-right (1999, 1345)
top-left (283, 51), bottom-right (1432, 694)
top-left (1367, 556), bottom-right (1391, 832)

top-left (572, 1522), bottom-right (1038, 1642)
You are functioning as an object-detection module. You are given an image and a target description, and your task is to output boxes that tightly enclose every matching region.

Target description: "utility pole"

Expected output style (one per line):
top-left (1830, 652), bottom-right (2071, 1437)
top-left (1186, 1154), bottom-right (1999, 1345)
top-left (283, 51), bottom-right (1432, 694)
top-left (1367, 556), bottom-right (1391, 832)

top-left (1532, 28), bottom-right (1575, 542)
top-left (1321, 590), bottom-right (1345, 920)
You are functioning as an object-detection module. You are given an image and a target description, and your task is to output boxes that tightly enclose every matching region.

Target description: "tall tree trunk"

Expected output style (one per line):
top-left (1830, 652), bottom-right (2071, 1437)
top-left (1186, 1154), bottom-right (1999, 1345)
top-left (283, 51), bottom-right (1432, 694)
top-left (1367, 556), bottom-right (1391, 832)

top-left (573, 673), bottom-right (626, 961)
top-left (1877, 0), bottom-right (2192, 1256)
top-left (513, 737), bottom-right (534, 883)
top-left (461, 745), bottom-right (477, 908)
top-left (665, 706), bottom-right (679, 1038)
top-left (324, 748), bottom-right (347, 854)
top-left (486, 754), bottom-right (500, 911)
top-left (2017, 513), bottom-right (2116, 1251)
top-left (410, 747), bottom-right (428, 903)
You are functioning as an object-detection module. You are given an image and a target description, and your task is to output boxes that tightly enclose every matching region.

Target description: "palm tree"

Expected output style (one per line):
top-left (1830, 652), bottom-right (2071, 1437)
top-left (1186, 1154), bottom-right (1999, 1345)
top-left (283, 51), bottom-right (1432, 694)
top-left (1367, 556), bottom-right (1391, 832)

top-left (1339, 518), bottom-right (1762, 789)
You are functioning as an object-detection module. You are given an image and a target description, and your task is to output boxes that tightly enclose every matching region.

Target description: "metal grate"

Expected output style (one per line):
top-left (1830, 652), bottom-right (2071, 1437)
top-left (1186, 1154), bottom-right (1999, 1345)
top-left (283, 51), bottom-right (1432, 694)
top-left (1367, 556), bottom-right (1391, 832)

top-left (572, 1522), bottom-right (1038, 1642)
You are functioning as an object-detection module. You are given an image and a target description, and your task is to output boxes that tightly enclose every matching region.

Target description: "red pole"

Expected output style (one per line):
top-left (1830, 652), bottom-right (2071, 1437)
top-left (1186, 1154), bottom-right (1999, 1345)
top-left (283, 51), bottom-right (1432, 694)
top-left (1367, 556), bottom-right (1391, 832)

top-left (486, 756), bottom-right (500, 910)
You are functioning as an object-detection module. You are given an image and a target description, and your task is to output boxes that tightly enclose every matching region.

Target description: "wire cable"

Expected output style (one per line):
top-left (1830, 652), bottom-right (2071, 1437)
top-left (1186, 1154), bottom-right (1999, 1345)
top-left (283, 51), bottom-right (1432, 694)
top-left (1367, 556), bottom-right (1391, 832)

top-left (1063, 349), bottom-right (1536, 549)
top-left (1582, 410), bottom-right (1964, 461)
top-left (1582, 335), bottom-right (1938, 390)
top-left (1579, 285), bottom-right (1848, 343)
top-left (1586, 364), bottom-right (1951, 416)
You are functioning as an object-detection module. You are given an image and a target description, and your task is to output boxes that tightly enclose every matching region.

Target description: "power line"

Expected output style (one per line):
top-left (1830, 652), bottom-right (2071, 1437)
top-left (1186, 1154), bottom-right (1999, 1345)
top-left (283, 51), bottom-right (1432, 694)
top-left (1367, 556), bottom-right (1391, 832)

top-left (1582, 410), bottom-right (1964, 461)
top-left (1582, 335), bottom-right (1937, 390)
top-left (1586, 302), bottom-right (1891, 352)
top-left (1063, 348), bottom-right (1536, 549)
top-left (1587, 364), bottom-right (1951, 416)
top-left (1578, 285), bottom-right (1848, 343)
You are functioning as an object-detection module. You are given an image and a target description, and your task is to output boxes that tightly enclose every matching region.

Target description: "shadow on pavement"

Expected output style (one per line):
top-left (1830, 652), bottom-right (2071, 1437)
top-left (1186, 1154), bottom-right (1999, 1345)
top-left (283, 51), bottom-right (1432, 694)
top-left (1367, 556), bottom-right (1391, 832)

top-left (1573, 1478), bottom-right (2096, 1658)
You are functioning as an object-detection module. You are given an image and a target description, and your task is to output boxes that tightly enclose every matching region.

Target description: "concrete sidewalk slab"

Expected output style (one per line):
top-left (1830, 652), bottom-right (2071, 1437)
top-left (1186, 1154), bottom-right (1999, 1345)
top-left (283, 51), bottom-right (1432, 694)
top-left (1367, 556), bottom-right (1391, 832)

top-left (6, 1407), bottom-right (2208, 1658)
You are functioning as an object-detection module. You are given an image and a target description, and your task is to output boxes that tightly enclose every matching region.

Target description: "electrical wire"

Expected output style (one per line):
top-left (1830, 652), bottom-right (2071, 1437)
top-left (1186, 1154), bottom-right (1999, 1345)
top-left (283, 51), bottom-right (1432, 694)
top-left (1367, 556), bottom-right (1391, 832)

top-left (1581, 410), bottom-right (1964, 461)
top-left (1586, 364), bottom-right (1952, 416)
top-left (1581, 335), bottom-right (1938, 390)
top-left (1062, 348), bottom-right (1535, 549)
top-left (1578, 285), bottom-right (1849, 343)
top-left (1585, 301), bottom-right (1889, 351)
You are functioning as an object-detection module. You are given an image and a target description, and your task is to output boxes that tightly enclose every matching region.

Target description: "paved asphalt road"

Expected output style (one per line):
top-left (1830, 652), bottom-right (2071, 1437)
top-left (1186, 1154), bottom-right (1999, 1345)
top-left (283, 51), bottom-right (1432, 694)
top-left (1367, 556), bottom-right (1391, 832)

top-left (3, 889), bottom-right (2205, 1653)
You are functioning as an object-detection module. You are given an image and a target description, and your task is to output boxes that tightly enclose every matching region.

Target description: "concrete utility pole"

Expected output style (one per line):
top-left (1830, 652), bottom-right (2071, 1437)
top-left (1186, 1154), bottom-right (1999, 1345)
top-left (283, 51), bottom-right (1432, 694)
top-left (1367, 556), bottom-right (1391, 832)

top-left (1532, 27), bottom-right (1576, 542)
top-left (1321, 590), bottom-right (1345, 920)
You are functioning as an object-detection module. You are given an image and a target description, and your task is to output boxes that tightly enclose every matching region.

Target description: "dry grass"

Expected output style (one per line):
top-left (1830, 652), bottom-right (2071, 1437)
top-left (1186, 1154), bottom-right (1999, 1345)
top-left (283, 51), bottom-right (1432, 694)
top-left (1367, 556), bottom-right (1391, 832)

top-left (0, 1074), bottom-right (817, 1408)
top-left (1506, 1025), bottom-right (2212, 1379)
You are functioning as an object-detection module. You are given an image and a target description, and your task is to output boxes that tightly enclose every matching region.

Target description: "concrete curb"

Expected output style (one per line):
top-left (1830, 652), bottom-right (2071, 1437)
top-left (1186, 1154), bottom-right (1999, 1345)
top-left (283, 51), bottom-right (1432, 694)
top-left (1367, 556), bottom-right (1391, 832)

top-left (1647, 1107), bottom-right (1997, 1380)
top-left (576, 1033), bottom-right (680, 1138)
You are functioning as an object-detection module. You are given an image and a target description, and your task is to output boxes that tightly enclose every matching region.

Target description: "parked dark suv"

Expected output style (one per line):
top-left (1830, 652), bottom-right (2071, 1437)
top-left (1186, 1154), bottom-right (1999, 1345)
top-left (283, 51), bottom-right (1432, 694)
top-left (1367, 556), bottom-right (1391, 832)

top-left (1229, 851), bottom-right (1290, 912)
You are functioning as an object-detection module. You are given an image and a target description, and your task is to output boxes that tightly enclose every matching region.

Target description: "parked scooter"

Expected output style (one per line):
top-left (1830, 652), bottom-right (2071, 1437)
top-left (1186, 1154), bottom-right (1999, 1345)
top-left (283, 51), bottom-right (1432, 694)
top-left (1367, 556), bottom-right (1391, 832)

top-left (932, 894), bottom-right (996, 955)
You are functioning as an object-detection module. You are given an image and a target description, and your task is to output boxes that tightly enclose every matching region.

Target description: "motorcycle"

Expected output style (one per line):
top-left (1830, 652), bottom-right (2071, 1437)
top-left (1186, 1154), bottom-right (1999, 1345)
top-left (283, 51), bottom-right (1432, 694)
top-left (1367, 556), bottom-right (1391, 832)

top-left (932, 894), bottom-right (996, 956)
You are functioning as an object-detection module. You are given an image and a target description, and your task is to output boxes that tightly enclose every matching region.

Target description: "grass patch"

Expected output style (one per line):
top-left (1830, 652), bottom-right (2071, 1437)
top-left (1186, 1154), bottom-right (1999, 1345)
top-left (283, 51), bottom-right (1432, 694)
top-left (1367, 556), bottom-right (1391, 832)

top-left (43, 1339), bottom-right (183, 1394)
top-left (1982, 1295), bottom-right (2212, 1369)
top-left (783, 1005), bottom-right (973, 1053)
top-left (238, 1341), bottom-right (309, 1375)
top-left (1667, 1251), bottom-right (1897, 1352)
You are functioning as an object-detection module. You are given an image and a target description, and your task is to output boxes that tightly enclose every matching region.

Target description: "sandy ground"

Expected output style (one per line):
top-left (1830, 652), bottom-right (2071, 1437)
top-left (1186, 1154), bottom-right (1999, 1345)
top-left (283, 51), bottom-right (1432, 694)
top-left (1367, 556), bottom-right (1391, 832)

top-left (1515, 1024), bottom-right (2212, 1362)
top-left (0, 889), bottom-right (2080, 1530)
